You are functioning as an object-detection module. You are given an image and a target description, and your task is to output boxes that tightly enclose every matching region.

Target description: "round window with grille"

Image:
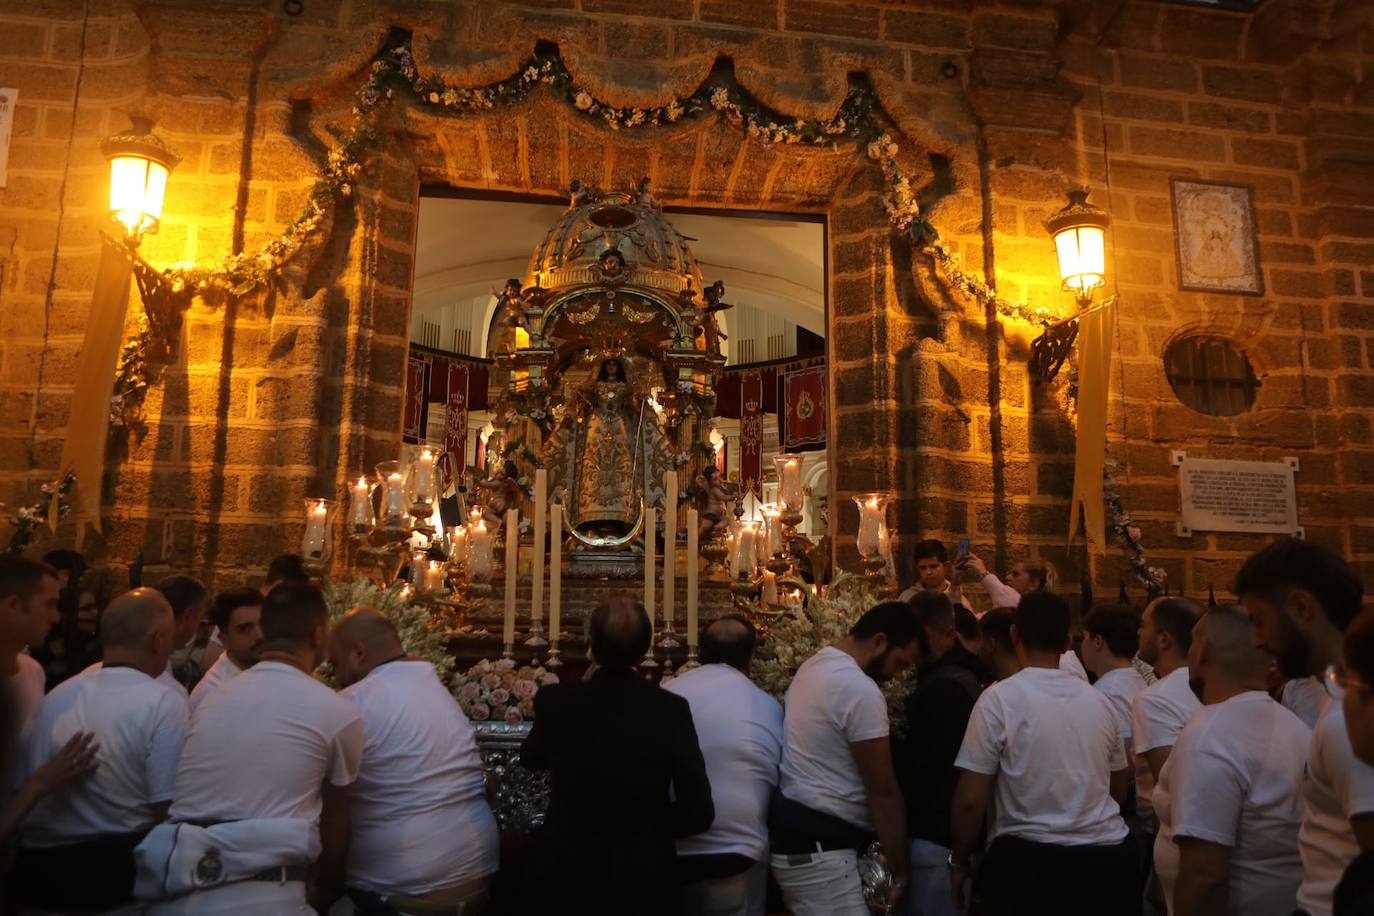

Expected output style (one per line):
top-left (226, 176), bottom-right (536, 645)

top-left (1163, 336), bottom-right (1259, 417)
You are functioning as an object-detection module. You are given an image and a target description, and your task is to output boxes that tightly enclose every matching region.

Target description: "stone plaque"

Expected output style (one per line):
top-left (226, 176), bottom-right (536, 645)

top-left (0, 89), bottom-right (14, 189)
top-left (1177, 456), bottom-right (1299, 536)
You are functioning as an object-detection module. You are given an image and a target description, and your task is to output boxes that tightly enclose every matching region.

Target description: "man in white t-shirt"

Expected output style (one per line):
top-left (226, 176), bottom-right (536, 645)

top-left (951, 591), bottom-right (1134, 916)
top-left (1283, 675), bottom-right (1331, 730)
top-left (771, 601), bottom-right (923, 915)
top-left (81, 575), bottom-right (209, 694)
top-left (330, 607), bottom-right (499, 914)
top-left (1082, 606), bottom-right (1150, 819)
top-left (149, 583), bottom-right (364, 915)
top-left (188, 588), bottom-right (262, 715)
top-left (666, 614), bottom-right (783, 916)
top-left (15, 588), bottom-right (187, 912)
top-left (1236, 538), bottom-right (1369, 916)
top-left (1153, 604), bottom-right (1309, 916)
top-left (1132, 597), bottom-right (1204, 816)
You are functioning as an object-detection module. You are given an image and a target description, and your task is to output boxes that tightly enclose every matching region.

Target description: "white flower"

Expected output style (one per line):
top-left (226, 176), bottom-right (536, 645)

top-left (428, 91), bottom-right (439, 103)
top-left (710, 87), bottom-right (730, 110)
top-left (574, 91), bottom-right (593, 110)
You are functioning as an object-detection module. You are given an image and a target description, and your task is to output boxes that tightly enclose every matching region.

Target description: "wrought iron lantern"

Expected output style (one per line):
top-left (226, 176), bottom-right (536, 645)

top-left (100, 117), bottom-right (180, 241)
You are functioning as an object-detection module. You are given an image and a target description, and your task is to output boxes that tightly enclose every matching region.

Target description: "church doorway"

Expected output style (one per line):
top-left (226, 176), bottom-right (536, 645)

top-left (400, 189), bottom-right (832, 565)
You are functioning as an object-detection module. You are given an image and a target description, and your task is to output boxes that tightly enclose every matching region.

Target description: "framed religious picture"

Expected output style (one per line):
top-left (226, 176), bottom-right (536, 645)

top-left (1170, 178), bottom-right (1264, 295)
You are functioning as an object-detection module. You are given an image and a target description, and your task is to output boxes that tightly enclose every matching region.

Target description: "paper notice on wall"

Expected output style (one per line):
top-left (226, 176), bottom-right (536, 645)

top-left (1178, 456), bottom-right (1299, 536)
top-left (0, 88), bottom-right (15, 188)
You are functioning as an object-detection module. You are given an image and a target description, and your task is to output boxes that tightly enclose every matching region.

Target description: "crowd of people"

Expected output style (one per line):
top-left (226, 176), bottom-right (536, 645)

top-left (0, 536), bottom-right (1373, 916)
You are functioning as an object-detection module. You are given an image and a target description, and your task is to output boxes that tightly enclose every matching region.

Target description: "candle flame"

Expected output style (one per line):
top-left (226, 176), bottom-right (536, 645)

top-left (355, 476), bottom-right (367, 489)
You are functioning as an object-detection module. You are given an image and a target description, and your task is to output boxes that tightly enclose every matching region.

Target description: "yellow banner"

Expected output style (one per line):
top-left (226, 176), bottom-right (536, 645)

top-left (1068, 299), bottom-right (1116, 552)
top-left (53, 240), bottom-right (133, 544)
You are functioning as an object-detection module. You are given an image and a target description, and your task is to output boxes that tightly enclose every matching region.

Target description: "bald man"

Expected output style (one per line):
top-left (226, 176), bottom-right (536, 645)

top-left (1152, 605), bottom-right (1311, 916)
top-left (665, 615), bottom-right (783, 916)
top-left (329, 608), bottom-right (499, 913)
top-left (522, 596), bottom-right (713, 915)
top-left (15, 588), bottom-right (188, 912)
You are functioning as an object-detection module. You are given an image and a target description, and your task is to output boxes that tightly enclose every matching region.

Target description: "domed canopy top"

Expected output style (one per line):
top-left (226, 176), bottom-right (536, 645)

top-left (525, 186), bottom-right (705, 298)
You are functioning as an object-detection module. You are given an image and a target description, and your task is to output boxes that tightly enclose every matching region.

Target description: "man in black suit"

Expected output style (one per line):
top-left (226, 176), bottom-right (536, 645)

top-left (521, 595), bottom-right (715, 915)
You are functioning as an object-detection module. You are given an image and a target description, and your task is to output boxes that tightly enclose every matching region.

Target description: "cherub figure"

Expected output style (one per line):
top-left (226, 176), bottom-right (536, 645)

top-left (694, 465), bottom-right (735, 541)
top-left (490, 279), bottom-right (530, 345)
top-left (567, 179), bottom-right (591, 210)
top-left (633, 176), bottom-right (660, 209)
top-left (476, 460), bottom-right (523, 530)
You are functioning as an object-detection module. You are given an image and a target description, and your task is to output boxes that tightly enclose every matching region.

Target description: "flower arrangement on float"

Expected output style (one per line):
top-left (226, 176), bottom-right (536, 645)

top-left (451, 658), bottom-right (559, 724)
top-left (320, 577), bottom-right (456, 682)
top-left (751, 573), bottom-right (911, 734)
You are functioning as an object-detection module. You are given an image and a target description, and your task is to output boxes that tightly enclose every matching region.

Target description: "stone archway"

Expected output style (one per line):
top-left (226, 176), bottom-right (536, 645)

top-left (112, 9), bottom-right (992, 584)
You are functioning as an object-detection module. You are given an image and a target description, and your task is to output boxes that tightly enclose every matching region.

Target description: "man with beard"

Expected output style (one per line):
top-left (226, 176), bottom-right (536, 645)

top-left (769, 601), bottom-right (920, 915)
top-left (950, 591), bottom-right (1134, 916)
top-left (1236, 538), bottom-right (1367, 916)
top-left (1152, 604), bottom-right (1309, 916)
top-left (188, 589), bottom-right (263, 715)
top-left (1131, 597), bottom-right (1204, 822)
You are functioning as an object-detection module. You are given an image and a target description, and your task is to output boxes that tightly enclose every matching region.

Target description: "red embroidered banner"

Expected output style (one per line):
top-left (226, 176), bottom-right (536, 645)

top-left (443, 360), bottom-right (469, 491)
top-left (740, 371), bottom-right (764, 500)
top-left (783, 365), bottom-right (827, 451)
top-left (403, 355), bottom-right (427, 443)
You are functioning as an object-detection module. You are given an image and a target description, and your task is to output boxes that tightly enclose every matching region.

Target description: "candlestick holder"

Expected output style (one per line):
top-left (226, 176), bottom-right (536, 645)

top-left (700, 533), bottom-right (730, 579)
top-left (730, 575), bottom-right (760, 612)
top-left (502, 642), bottom-right (515, 661)
top-left (639, 642), bottom-right (660, 670)
top-left (766, 553), bottom-right (791, 576)
top-left (546, 643), bottom-right (563, 670)
top-left (524, 621), bottom-right (549, 648)
top-left (682, 645), bottom-right (701, 670)
top-left (657, 623), bottom-right (681, 650)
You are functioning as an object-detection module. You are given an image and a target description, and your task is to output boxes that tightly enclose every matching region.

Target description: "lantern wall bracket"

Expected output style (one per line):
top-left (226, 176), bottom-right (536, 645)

top-left (1029, 295), bottom-right (1117, 384)
top-left (100, 230), bottom-right (186, 364)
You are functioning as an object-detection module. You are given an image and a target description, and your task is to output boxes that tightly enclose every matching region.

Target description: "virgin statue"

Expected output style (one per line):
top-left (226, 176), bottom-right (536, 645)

top-left (542, 358), bottom-right (675, 542)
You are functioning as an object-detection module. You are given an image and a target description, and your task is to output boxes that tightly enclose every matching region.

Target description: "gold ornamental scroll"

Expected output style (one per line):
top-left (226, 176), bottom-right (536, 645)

top-left (53, 241), bottom-right (134, 543)
top-left (1068, 299), bottom-right (1116, 552)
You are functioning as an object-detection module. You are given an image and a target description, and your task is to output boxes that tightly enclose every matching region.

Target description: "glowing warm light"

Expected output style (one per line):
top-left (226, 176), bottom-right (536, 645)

top-left (1044, 189), bottom-right (1111, 302)
top-left (100, 118), bottom-right (179, 239)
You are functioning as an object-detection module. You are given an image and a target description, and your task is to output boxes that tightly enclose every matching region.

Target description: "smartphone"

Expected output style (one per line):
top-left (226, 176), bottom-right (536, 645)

top-left (956, 538), bottom-right (971, 568)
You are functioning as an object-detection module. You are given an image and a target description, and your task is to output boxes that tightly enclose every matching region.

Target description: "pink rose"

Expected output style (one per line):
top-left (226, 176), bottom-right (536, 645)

top-left (490, 688), bottom-right (510, 705)
top-left (514, 680), bottom-right (538, 699)
top-left (519, 698), bottom-right (535, 716)
top-left (494, 658), bottom-right (516, 672)
top-left (500, 673), bottom-right (517, 690)
top-left (480, 673), bottom-right (501, 690)
top-left (458, 683), bottom-right (481, 702)
top-left (470, 703), bottom-right (490, 721)
top-left (504, 706), bottom-right (523, 723)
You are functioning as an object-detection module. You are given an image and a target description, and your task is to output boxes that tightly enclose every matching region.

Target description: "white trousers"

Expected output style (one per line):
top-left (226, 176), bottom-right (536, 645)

top-left (900, 837), bottom-right (961, 916)
top-left (769, 848), bottom-right (869, 916)
top-left (142, 880), bottom-right (313, 915)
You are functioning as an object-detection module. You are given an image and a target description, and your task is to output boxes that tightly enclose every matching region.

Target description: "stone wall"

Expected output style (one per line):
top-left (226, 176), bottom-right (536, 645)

top-left (0, 0), bottom-right (1371, 600)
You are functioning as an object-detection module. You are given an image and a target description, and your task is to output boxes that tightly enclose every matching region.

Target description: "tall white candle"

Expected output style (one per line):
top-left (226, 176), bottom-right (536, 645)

top-left (762, 569), bottom-right (779, 606)
top-left (549, 503), bottom-right (562, 641)
top-left (384, 471), bottom-right (407, 520)
top-left (644, 506), bottom-right (657, 625)
top-left (764, 506), bottom-right (783, 556)
top-left (664, 471), bottom-right (677, 632)
top-left (531, 468), bottom-right (547, 632)
top-left (686, 508), bottom-right (699, 647)
top-left (470, 520), bottom-right (493, 580)
top-left (348, 477), bottom-right (372, 531)
top-left (412, 448), bottom-right (437, 503)
top-left (857, 497), bottom-right (883, 557)
top-left (503, 509), bottom-right (518, 645)
top-left (449, 525), bottom-right (468, 573)
top-left (302, 500), bottom-right (328, 558)
top-left (781, 457), bottom-right (803, 510)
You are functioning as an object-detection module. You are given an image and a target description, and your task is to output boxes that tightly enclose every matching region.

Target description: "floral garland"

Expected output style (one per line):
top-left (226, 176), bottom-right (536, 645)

top-left (1104, 463), bottom-right (1166, 597)
top-left (110, 322), bottom-right (157, 430)
top-left (1, 473), bottom-right (76, 558)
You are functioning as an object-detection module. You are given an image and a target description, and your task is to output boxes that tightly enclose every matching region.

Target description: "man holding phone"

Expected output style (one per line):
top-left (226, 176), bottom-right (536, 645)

top-left (899, 540), bottom-right (974, 612)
